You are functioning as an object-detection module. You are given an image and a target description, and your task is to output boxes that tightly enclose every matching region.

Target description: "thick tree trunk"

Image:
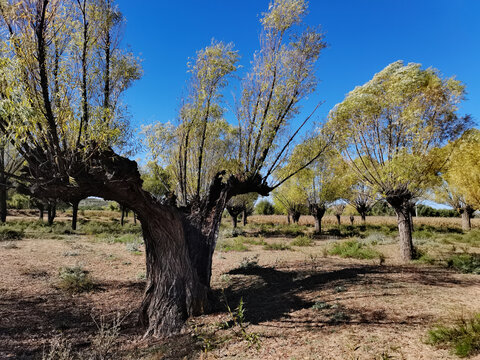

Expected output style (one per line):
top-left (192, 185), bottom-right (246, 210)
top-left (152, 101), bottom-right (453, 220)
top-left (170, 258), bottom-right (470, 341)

top-left (71, 200), bottom-right (79, 230)
top-left (393, 206), bottom-right (414, 261)
top-left (287, 214), bottom-right (291, 224)
top-left (461, 208), bottom-right (473, 231)
top-left (0, 147), bottom-right (6, 223)
top-left (290, 211), bottom-right (300, 224)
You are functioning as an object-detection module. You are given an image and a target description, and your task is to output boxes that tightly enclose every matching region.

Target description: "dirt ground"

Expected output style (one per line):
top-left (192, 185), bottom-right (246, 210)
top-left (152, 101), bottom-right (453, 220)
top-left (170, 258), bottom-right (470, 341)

top-left (0, 213), bottom-right (479, 359)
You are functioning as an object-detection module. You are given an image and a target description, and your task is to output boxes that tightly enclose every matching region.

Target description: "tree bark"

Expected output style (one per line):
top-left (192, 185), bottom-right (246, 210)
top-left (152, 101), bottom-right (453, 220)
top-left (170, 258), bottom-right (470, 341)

top-left (335, 214), bottom-right (341, 226)
top-left (289, 210), bottom-right (300, 224)
top-left (310, 204), bottom-right (325, 234)
top-left (231, 214), bottom-right (238, 228)
top-left (242, 208), bottom-right (248, 226)
top-left (39, 204), bottom-right (44, 220)
top-left (47, 203), bottom-right (56, 226)
top-left (0, 147), bottom-right (6, 223)
top-left (361, 213), bottom-right (366, 223)
top-left (71, 200), bottom-right (79, 230)
top-left (461, 207), bottom-right (474, 231)
top-left (393, 206), bottom-right (414, 261)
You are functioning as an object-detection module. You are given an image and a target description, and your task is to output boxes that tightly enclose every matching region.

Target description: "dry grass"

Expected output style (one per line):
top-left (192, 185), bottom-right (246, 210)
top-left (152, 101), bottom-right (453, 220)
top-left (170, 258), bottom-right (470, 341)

top-left (249, 214), bottom-right (480, 229)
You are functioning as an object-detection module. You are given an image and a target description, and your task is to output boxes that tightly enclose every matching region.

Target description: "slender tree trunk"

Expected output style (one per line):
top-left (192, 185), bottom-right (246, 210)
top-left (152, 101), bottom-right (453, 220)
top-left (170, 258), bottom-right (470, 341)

top-left (231, 214), bottom-right (238, 228)
top-left (242, 208), bottom-right (248, 226)
top-left (291, 211), bottom-right (300, 224)
top-left (393, 206), bottom-right (414, 261)
top-left (336, 214), bottom-right (341, 226)
top-left (461, 209), bottom-right (472, 232)
top-left (47, 204), bottom-right (56, 226)
top-left (310, 204), bottom-right (325, 234)
top-left (71, 200), bottom-right (79, 230)
top-left (349, 215), bottom-right (354, 225)
top-left (121, 206), bottom-right (125, 226)
top-left (0, 147), bottom-right (6, 223)
top-left (39, 204), bottom-right (44, 220)
top-left (361, 213), bottom-right (366, 223)
top-left (287, 214), bottom-right (291, 224)
top-left (134, 212), bottom-right (137, 225)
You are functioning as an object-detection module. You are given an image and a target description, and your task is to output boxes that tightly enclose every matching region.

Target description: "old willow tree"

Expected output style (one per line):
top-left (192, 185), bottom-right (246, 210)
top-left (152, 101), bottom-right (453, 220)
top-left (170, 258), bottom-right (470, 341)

top-left (328, 61), bottom-right (469, 261)
top-left (0, 0), bottom-right (327, 336)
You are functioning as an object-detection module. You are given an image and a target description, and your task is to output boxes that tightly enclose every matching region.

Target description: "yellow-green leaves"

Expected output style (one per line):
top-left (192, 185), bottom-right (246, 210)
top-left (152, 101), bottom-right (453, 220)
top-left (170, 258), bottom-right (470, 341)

top-left (261, 0), bottom-right (307, 32)
top-left (328, 60), bottom-right (468, 198)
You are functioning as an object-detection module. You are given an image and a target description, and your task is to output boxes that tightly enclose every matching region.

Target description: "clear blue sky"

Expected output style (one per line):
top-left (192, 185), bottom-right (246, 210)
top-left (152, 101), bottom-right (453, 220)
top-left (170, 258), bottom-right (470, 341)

top-left (117, 0), bottom-right (480, 148)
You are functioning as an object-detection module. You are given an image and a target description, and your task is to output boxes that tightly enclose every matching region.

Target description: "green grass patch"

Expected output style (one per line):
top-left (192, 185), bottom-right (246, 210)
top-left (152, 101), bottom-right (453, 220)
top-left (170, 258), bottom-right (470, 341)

top-left (328, 240), bottom-right (382, 260)
top-left (428, 314), bottom-right (480, 357)
top-left (447, 254), bottom-right (480, 274)
top-left (0, 225), bottom-right (24, 240)
top-left (292, 235), bottom-right (313, 246)
top-left (263, 242), bottom-right (291, 251)
top-left (217, 238), bottom-right (249, 252)
top-left (57, 266), bottom-right (95, 294)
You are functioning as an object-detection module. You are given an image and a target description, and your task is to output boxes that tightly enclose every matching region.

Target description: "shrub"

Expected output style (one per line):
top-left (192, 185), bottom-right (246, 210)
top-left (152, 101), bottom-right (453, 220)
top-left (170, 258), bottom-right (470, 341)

top-left (42, 336), bottom-right (73, 360)
top-left (292, 235), bottom-right (313, 246)
top-left (328, 240), bottom-right (382, 260)
top-left (447, 254), bottom-right (480, 274)
top-left (0, 226), bottom-right (24, 241)
top-left (263, 242), bottom-right (291, 251)
top-left (255, 199), bottom-right (275, 215)
top-left (57, 266), bottom-right (95, 294)
top-left (428, 314), bottom-right (480, 357)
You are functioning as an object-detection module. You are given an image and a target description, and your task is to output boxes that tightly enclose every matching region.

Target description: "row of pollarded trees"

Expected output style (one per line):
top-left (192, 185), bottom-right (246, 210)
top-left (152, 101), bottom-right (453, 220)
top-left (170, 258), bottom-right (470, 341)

top-left (0, 0), bottom-right (472, 338)
top-left (272, 61), bottom-right (470, 263)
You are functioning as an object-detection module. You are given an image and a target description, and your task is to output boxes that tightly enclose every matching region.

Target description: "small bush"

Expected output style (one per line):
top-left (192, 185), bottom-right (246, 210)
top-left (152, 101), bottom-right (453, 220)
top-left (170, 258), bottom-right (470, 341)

top-left (125, 241), bottom-right (142, 253)
top-left (57, 266), bottom-right (95, 294)
top-left (292, 235), bottom-right (313, 246)
top-left (217, 238), bottom-right (249, 252)
top-left (42, 336), bottom-right (73, 360)
top-left (328, 240), bottom-right (382, 260)
top-left (263, 242), bottom-right (291, 251)
top-left (238, 255), bottom-right (260, 270)
top-left (0, 226), bottom-right (24, 241)
top-left (447, 254), bottom-right (480, 274)
top-left (428, 314), bottom-right (480, 357)
top-left (312, 301), bottom-right (331, 310)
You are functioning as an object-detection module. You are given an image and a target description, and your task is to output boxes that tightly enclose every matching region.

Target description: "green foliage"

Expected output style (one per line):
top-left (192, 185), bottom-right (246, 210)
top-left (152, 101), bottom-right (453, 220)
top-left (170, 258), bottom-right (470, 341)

top-left (255, 199), bottom-right (275, 215)
top-left (7, 193), bottom-right (31, 209)
top-left (263, 242), bottom-right (291, 251)
top-left (428, 314), bottom-right (480, 357)
top-left (57, 266), bottom-right (95, 294)
top-left (291, 235), bottom-right (313, 246)
top-left (447, 254), bottom-right (480, 274)
top-left (217, 238), bottom-right (249, 252)
top-left (329, 61), bottom-right (468, 201)
top-left (328, 240), bottom-right (382, 260)
top-left (416, 204), bottom-right (457, 218)
top-left (0, 225), bottom-right (24, 240)
top-left (369, 201), bottom-right (396, 216)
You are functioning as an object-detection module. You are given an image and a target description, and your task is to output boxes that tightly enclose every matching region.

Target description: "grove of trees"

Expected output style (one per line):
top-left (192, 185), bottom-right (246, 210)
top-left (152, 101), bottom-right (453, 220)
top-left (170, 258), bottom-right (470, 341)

top-left (0, 0), bottom-right (476, 339)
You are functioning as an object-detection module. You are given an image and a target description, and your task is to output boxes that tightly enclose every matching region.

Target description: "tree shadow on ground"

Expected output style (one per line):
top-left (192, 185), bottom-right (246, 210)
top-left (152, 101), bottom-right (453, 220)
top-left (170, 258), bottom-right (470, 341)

top-left (214, 262), bottom-right (480, 328)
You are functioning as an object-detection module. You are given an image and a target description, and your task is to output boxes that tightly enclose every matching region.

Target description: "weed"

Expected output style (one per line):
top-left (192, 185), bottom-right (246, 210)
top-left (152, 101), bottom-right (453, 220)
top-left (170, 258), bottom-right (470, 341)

top-left (42, 336), bottom-right (73, 360)
top-left (328, 240), bottom-right (382, 260)
top-left (292, 235), bottom-right (313, 246)
top-left (447, 253), bottom-right (480, 274)
top-left (238, 255), bottom-right (260, 270)
top-left (312, 301), bottom-right (331, 310)
top-left (263, 242), bottom-right (291, 251)
top-left (428, 314), bottom-right (480, 357)
top-left (90, 312), bottom-right (127, 360)
top-left (1, 241), bottom-right (18, 249)
top-left (57, 266), bottom-right (95, 294)
top-left (125, 241), bottom-right (142, 254)
top-left (136, 272), bottom-right (146, 280)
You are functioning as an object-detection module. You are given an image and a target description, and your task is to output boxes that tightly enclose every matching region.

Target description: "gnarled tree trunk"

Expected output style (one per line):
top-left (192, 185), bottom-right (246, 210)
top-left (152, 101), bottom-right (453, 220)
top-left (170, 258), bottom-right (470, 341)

top-left (310, 204), bottom-right (326, 234)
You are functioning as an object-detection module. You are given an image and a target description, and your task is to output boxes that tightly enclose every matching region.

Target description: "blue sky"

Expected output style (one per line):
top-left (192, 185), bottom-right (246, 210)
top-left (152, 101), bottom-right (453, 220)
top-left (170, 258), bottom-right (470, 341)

top-left (117, 0), bottom-right (480, 140)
